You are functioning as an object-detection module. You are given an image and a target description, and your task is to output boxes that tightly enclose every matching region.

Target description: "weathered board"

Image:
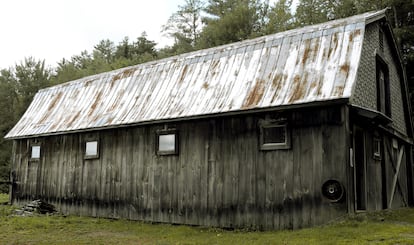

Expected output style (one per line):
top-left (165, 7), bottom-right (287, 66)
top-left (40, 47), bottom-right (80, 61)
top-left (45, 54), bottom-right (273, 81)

top-left (11, 106), bottom-right (351, 230)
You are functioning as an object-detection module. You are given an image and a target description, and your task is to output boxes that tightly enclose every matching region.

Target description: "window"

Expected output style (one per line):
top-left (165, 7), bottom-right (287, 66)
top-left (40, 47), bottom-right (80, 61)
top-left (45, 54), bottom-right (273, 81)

top-left (373, 137), bottom-right (381, 160)
top-left (376, 56), bottom-right (391, 117)
top-left (156, 129), bottom-right (178, 155)
top-left (379, 29), bottom-right (384, 53)
top-left (85, 140), bottom-right (99, 159)
top-left (31, 145), bottom-right (41, 160)
top-left (259, 120), bottom-right (290, 150)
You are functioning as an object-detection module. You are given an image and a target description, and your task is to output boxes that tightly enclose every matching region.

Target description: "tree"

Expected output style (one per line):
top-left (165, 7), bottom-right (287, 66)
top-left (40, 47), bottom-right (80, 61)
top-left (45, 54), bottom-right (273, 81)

top-left (0, 59), bottom-right (51, 193)
top-left (295, 0), bottom-right (330, 25)
top-left (198, 0), bottom-right (269, 48)
top-left (0, 69), bottom-right (19, 193)
top-left (14, 57), bottom-right (51, 116)
top-left (132, 32), bottom-right (158, 60)
top-left (264, 0), bottom-right (295, 34)
top-left (163, 0), bottom-right (205, 53)
top-left (115, 37), bottom-right (133, 59)
top-left (388, 0), bottom-right (414, 115)
top-left (93, 39), bottom-right (116, 64)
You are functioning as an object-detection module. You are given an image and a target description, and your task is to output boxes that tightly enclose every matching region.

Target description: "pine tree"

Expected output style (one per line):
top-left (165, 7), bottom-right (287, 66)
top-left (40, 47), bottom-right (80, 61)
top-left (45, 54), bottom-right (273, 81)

top-left (198, 0), bottom-right (268, 48)
top-left (163, 0), bottom-right (205, 53)
top-left (265, 0), bottom-right (295, 34)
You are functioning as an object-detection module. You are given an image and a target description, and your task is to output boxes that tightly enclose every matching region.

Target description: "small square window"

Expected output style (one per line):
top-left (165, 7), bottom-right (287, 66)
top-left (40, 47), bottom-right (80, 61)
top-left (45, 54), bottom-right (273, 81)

top-left (157, 129), bottom-right (178, 155)
top-left (260, 120), bottom-right (290, 150)
top-left (373, 138), bottom-right (381, 160)
top-left (85, 140), bottom-right (99, 159)
top-left (31, 145), bottom-right (41, 160)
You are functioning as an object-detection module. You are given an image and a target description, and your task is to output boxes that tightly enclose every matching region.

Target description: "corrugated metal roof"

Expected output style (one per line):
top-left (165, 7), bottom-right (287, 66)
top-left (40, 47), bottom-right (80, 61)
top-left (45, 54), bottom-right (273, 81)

top-left (6, 10), bottom-right (387, 139)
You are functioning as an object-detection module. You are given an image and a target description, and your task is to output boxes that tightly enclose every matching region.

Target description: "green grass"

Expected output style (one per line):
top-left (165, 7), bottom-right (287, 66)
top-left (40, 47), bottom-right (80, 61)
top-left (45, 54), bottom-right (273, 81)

top-left (0, 195), bottom-right (413, 244)
top-left (0, 193), bottom-right (8, 203)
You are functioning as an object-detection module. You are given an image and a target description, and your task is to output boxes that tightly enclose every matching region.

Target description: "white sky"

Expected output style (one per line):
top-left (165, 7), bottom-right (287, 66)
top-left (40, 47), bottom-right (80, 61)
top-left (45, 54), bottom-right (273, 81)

top-left (0, 0), bottom-right (182, 69)
top-left (0, 0), bottom-right (291, 70)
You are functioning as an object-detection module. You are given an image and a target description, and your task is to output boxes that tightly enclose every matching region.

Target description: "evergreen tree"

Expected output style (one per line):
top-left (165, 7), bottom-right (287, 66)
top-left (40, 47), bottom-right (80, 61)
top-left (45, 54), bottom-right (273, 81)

top-left (198, 0), bottom-right (268, 48)
top-left (115, 37), bottom-right (133, 59)
top-left (0, 59), bottom-right (51, 193)
top-left (93, 39), bottom-right (116, 64)
top-left (295, 0), bottom-right (329, 25)
top-left (163, 0), bottom-right (205, 53)
top-left (0, 69), bottom-right (18, 193)
top-left (264, 0), bottom-right (295, 34)
top-left (14, 57), bottom-right (51, 116)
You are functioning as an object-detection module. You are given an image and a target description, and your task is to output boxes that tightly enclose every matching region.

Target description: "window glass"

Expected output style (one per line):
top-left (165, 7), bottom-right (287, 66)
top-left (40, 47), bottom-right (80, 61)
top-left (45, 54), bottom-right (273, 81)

top-left (159, 134), bottom-right (175, 152)
top-left (260, 121), bottom-right (290, 150)
top-left (85, 141), bottom-right (99, 158)
top-left (373, 138), bottom-right (381, 160)
top-left (31, 146), bottom-right (41, 159)
top-left (263, 125), bottom-right (286, 144)
top-left (376, 56), bottom-right (390, 117)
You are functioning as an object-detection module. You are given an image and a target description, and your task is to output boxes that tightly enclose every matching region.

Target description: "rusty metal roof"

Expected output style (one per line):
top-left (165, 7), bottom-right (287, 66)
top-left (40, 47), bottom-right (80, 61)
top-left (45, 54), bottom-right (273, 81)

top-left (6, 10), bottom-right (387, 139)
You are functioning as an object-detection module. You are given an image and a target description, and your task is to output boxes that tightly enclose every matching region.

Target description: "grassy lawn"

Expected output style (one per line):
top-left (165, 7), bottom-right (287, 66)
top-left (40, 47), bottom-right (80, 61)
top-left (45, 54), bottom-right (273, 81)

top-left (1, 193), bottom-right (414, 244)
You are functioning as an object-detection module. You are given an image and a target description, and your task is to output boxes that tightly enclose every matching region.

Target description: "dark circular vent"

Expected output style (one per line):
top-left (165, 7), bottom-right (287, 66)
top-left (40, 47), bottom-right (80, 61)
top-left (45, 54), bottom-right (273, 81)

top-left (322, 180), bottom-right (344, 202)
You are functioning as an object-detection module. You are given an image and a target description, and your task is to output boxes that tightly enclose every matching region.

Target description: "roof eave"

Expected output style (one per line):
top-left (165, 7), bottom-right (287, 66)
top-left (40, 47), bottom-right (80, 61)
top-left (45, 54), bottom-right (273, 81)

top-left (5, 98), bottom-right (350, 140)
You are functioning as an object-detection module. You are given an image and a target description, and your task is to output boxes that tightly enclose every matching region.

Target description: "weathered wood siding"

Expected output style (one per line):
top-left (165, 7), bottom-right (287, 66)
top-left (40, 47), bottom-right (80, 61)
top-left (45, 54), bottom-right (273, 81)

top-left (348, 123), bottom-right (411, 212)
top-left (11, 106), bottom-right (349, 230)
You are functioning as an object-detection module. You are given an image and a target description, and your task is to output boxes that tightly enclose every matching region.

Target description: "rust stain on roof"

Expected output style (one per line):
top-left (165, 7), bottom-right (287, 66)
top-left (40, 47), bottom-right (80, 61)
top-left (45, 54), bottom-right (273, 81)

top-left (272, 74), bottom-right (283, 89)
top-left (316, 75), bottom-right (325, 96)
top-left (108, 90), bottom-right (125, 112)
top-left (349, 29), bottom-right (361, 42)
top-left (88, 91), bottom-right (103, 117)
top-left (333, 85), bottom-right (345, 96)
top-left (271, 74), bottom-right (287, 103)
top-left (243, 79), bottom-right (266, 108)
top-left (47, 92), bottom-right (63, 111)
top-left (178, 64), bottom-right (189, 84)
top-left (313, 40), bottom-right (320, 60)
top-left (67, 111), bottom-right (81, 128)
top-left (84, 79), bottom-right (96, 87)
top-left (211, 59), bottom-right (220, 70)
top-left (328, 33), bottom-right (339, 59)
top-left (340, 63), bottom-right (350, 74)
top-left (203, 82), bottom-right (209, 89)
top-left (289, 74), bottom-right (306, 103)
top-left (111, 67), bottom-right (137, 87)
top-left (302, 39), bottom-right (311, 65)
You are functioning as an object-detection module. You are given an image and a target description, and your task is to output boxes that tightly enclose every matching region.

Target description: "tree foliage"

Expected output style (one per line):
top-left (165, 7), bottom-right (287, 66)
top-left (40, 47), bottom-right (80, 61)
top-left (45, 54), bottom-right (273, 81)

top-left (264, 0), bottom-right (295, 34)
top-left (0, 58), bottom-right (52, 192)
top-left (163, 0), bottom-right (205, 53)
top-left (197, 0), bottom-right (268, 48)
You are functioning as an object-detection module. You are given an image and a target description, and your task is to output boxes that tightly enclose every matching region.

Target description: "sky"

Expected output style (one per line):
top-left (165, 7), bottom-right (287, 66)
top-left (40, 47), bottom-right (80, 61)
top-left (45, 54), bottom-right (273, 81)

top-left (0, 0), bottom-right (182, 69)
top-left (0, 0), bottom-right (290, 70)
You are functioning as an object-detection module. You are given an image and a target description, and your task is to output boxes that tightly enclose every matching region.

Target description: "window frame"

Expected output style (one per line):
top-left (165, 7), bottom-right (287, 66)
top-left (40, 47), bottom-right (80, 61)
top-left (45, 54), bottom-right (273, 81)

top-left (30, 143), bottom-right (41, 161)
top-left (376, 55), bottom-right (391, 117)
top-left (84, 139), bottom-right (100, 160)
top-left (373, 137), bottom-right (381, 160)
top-left (156, 129), bottom-right (179, 156)
top-left (259, 120), bottom-right (291, 150)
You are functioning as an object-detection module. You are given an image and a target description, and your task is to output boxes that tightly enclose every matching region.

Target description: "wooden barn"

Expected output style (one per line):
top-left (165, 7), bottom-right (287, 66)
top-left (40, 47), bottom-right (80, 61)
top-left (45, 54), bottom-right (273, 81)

top-left (5, 9), bottom-right (414, 230)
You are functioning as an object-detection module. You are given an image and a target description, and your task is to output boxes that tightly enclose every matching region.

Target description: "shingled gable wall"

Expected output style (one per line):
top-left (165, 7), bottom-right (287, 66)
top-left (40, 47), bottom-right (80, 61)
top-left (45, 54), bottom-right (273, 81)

top-left (351, 22), bottom-right (407, 135)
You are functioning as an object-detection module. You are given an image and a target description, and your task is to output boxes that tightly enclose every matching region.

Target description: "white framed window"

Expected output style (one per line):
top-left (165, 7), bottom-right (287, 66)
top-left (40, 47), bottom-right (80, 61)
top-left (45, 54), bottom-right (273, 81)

top-left (31, 145), bottom-right (41, 160)
top-left (259, 120), bottom-right (291, 150)
top-left (373, 137), bottom-right (381, 160)
top-left (157, 129), bottom-right (178, 155)
top-left (85, 140), bottom-right (99, 159)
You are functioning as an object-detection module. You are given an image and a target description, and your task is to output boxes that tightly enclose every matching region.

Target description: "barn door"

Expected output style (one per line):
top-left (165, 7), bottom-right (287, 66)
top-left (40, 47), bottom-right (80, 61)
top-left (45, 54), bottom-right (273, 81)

top-left (353, 127), bottom-right (366, 210)
top-left (385, 138), bottom-right (407, 208)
